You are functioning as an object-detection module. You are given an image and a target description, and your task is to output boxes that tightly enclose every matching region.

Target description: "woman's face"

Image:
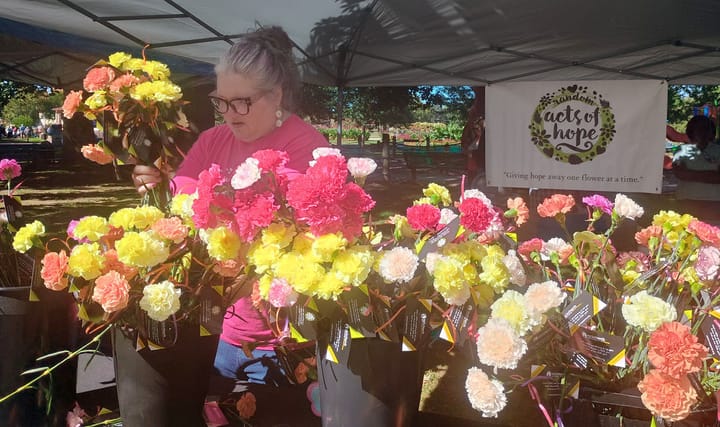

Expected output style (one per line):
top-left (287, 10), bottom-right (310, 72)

top-left (214, 72), bottom-right (282, 142)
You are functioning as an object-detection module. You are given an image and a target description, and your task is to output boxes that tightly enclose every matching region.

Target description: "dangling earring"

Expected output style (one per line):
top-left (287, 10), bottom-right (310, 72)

top-left (275, 109), bottom-right (283, 128)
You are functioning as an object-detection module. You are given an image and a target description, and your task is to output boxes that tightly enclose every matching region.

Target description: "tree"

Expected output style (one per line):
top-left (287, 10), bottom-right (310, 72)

top-left (2, 90), bottom-right (63, 126)
top-left (667, 85), bottom-right (720, 128)
top-left (0, 80), bottom-right (37, 113)
top-left (298, 84), bottom-right (338, 123)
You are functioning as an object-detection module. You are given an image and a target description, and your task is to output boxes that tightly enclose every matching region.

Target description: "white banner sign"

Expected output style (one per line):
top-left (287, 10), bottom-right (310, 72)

top-left (486, 80), bottom-right (667, 193)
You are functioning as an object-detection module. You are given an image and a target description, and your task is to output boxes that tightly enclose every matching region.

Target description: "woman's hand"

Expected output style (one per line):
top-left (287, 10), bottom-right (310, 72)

top-left (131, 165), bottom-right (162, 194)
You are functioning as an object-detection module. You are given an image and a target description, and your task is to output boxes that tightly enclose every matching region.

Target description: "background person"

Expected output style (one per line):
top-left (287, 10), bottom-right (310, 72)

top-left (132, 25), bottom-right (327, 426)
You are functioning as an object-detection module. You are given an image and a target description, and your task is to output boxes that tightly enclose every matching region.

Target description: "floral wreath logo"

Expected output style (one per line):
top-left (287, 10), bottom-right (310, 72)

top-left (529, 85), bottom-right (616, 164)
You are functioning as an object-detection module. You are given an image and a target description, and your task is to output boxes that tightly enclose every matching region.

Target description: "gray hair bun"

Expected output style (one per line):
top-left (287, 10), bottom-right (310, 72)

top-left (216, 26), bottom-right (300, 112)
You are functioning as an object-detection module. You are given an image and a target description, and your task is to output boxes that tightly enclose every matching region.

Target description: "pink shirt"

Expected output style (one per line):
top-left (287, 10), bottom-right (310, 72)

top-left (173, 115), bottom-right (329, 347)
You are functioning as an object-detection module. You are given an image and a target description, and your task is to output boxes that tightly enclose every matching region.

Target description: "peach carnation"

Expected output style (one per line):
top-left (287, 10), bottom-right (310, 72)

top-left (536, 194), bottom-right (574, 218)
top-left (62, 90), bottom-right (83, 119)
top-left (638, 369), bottom-right (697, 422)
top-left (475, 318), bottom-right (527, 370)
top-left (213, 259), bottom-right (244, 277)
top-left (81, 144), bottom-right (114, 165)
top-left (506, 197), bottom-right (529, 226)
top-left (41, 250), bottom-right (69, 291)
top-left (83, 66), bottom-right (116, 91)
top-left (151, 217), bottom-right (189, 244)
top-left (648, 321), bottom-right (708, 379)
top-left (102, 249), bottom-right (137, 281)
top-left (524, 280), bottom-right (566, 324)
top-left (378, 246), bottom-right (419, 283)
top-left (236, 392), bottom-right (256, 419)
top-left (635, 225), bottom-right (662, 247)
top-left (92, 270), bottom-right (130, 313)
top-left (465, 367), bottom-right (507, 418)
top-left (109, 73), bottom-right (140, 92)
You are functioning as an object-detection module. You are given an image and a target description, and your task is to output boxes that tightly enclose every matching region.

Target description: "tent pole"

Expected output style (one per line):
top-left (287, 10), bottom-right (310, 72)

top-left (336, 85), bottom-right (344, 146)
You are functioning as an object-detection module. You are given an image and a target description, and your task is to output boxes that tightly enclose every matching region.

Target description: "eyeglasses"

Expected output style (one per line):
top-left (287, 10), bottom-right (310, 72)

top-left (208, 91), bottom-right (267, 115)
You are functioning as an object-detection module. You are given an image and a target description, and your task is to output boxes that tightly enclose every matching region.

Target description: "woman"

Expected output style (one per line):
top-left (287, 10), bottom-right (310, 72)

top-left (132, 25), bottom-right (328, 424)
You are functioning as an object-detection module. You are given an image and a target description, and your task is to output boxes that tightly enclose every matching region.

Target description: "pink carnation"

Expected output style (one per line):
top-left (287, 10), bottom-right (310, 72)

top-left (108, 73), bottom-right (139, 92)
top-left (83, 66), bottom-right (116, 91)
top-left (688, 219), bottom-right (720, 247)
top-left (252, 149), bottom-right (289, 173)
top-left (648, 321), bottom-right (708, 378)
top-left (518, 238), bottom-right (544, 260)
top-left (0, 158), bottom-right (21, 180)
top-left (80, 144), bottom-right (114, 165)
top-left (582, 194), bottom-right (613, 215)
top-left (536, 194), bottom-right (575, 218)
top-left (233, 192), bottom-right (279, 242)
top-left (92, 270), bottom-right (130, 313)
top-left (192, 164), bottom-right (234, 229)
top-left (406, 204), bottom-right (441, 231)
top-left (62, 90), bottom-right (83, 119)
top-left (458, 197), bottom-right (496, 234)
top-left (287, 155), bottom-right (375, 239)
top-left (638, 370), bottom-right (697, 422)
top-left (268, 278), bottom-right (299, 308)
top-left (347, 157), bottom-right (377, 179)
top-left (41, 251), bottom-right (69, 291)
top-left (696, 246), bottom-right (720, 281)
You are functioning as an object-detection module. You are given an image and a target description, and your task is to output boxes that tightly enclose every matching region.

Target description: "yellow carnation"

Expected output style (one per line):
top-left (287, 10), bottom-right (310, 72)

top-left (120, 58), bottom-right (145, 72)
top-left (292, 233), bottom-right (314, 256)
top-left (108, 52), bottom-right (132, 69)
top-left (423, 183), bottom-right (452, 206)
top-left (139, 280), bottom-right (181, 322)
top-left (432, 255), bottom-right (471, 305)
top-left (621, 290), bottom-right (677, 332)
top-left (131, 80), bottom-right (182, 103)
top-left (84, 91), bottom-right (108, 110)
top-left (248, 241), bottom-right (283, 274)
top-left (316, 272), bottom-right (347, 300)
top-left (479, 254), bottom-right (510, 292)
top-left (132, 206), bottom-right (165, 230)
top-left (141, 60), bottom-right (171, 80)
top-left (206, 227), bottom-right (242, 261)
top-left (73, 216), bottom-right (109, 242)
top-left (109, 208), bottom-right (137, 230)
top-left (311, 233), bottom-right (348, 263)
top-left (115, 231), bottom-right (169, 268)
top-left (274, 253), bottom-right (325, 295)
top-left (12, 220), bottom-right (45, 253)
top-left (257, 273), bottom-right (273, 299)
top-left (490, 290), bottom-right (531, 335)
top-left (170, 193), bottom-right (197, 221)
top-left (67, 243), bottom-right (105, 280)
top-left (332, 245), bottom-right (374, 286)
top-left (261, 223), bottom-right (296, 249)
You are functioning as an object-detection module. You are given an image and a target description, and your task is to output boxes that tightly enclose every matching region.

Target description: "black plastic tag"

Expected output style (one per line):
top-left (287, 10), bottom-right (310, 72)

top-left (562, 290), bottom-right (606, 326)
top-left (288, 295), bottom-right (319, 342)
top-left (198, 284), bottom-right (224, 336)
top-left (325, 316), bottom-right (351, 365)
top-left (340, 284), bottom-right (377, 338)
top-left (437, 301), bottom-right (476, 346)
top-left (569, 327), bottom-right (625, 368)
top-left (701, 315), bottom-right (720, 357)
top-left (402, 296), bottom-right (432, 351)
top-left (417, 214), bottom-right (460, 261)
top-left (372, 294), bottom-right (399, 342)
top-left (2, 195), bottom-right (22, 225)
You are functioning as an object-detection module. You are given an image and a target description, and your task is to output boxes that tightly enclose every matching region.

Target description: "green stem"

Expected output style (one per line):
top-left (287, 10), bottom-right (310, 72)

top-left (0, 324), bottom-right (113, 403)
top-left (85, 417), bottom-right (123, 427)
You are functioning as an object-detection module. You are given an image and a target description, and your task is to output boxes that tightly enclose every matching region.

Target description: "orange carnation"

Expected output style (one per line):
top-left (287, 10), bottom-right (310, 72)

top-left (536, 194), bottom-right (575, 218)
top-left (235, 392), bottom-right (256, 419)
top-left (648, 321), bottom-right (707, 378)
top-left (41, 250), bottom-right (69, 291)
top-left (103, 249), bottom-right (137, 281)
top-left (638, 369), bottom-right (697, 422)
top-left (109, 73), bottom-right (140, 92)
top-left (688, 219), bottom-right (720, 247)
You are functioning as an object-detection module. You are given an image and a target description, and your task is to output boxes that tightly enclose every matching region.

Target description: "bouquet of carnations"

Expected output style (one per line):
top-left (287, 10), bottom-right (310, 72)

top-left (10, 191), bottom-right (232, 341)
top-left (461, 192), bottom-right (720, 424)
top-left (62, 51), bottom-right (191, 172)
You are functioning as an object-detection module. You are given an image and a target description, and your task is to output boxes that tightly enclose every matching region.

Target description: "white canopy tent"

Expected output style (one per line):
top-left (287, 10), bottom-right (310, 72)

top-left (0, 0), bottom-right (719, 89)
